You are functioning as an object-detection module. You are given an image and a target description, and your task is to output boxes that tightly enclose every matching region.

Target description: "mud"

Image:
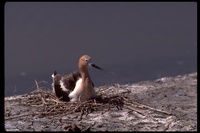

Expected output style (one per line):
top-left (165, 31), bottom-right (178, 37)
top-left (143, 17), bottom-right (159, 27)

top-left (4, 72), bottom-right (197, 131)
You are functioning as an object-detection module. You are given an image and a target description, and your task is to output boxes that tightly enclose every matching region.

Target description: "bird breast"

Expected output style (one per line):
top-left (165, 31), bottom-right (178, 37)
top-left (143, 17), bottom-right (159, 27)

top-left (68, 78), bottom-right (96, 102)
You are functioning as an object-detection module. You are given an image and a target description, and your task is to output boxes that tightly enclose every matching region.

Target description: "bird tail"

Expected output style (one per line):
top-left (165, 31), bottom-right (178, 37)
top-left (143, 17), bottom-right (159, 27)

top-left (52, 70), bottom-right (58, 78)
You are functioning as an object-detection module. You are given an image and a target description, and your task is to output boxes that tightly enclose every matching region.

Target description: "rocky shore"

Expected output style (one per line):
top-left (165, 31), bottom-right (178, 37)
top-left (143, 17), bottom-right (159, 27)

top-left (4, 72), bottom-right (197, 131)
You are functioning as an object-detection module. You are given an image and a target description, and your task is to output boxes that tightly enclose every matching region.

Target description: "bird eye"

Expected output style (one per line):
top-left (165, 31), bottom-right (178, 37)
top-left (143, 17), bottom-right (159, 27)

top-left (85, 59), bottom-right (88, 62)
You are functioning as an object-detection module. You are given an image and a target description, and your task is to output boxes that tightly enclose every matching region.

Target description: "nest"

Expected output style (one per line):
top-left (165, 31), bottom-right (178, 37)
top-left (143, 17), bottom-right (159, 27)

top-left (5, 84), bottom-right (171, 122)
top-left (20, 88), bottom-right (126, 116)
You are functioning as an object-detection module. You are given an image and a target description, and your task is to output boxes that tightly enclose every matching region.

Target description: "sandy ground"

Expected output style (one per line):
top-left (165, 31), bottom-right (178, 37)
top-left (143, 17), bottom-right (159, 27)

top-left (4, 72), bottom-right (197, 131)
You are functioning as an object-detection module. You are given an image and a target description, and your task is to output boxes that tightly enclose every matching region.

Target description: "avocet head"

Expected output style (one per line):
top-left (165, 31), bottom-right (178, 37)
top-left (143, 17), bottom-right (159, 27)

top-left (78, 55), bottom-right (104, 71)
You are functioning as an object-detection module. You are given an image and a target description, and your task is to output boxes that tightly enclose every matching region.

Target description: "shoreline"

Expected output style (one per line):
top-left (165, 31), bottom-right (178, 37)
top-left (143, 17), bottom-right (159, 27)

top-left (5, 72), bottom-right (197, 131)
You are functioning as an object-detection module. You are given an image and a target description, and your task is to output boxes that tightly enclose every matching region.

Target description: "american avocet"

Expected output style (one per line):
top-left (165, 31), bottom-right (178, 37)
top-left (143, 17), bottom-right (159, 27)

top-left (51, 55), bottom-right (104, 102)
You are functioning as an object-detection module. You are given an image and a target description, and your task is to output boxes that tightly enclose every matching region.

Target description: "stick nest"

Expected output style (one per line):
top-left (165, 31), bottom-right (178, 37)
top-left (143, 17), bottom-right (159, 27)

top-left (21, 88), bottom-right (126, 116)
top-left (5, 84), bottom-right (171, 121)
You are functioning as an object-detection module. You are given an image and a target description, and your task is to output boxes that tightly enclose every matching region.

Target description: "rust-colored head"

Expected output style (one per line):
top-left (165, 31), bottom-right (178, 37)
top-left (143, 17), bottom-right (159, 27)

top-left (78, 55), bottom-right (104, 72)
top-left (78, 55), bottom-right (91, 71)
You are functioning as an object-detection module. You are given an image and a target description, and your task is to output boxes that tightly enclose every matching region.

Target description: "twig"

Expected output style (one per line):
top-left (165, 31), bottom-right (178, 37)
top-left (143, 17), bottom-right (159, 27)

top-left (5, 112), bottom-right (40, 120)
top-left (122, 97), bottom-right (171, 115)
top-left (137, 104), bottom-right (171, 115)
top-left (35, 80), bottom-right (39, 90)
top-left (124, 105), bottom-right (145, 116)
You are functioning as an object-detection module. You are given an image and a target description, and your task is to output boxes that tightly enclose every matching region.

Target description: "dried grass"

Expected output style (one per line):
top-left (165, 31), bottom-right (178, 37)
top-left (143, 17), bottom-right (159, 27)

top-left (5, 81), bottom-right (171, 122)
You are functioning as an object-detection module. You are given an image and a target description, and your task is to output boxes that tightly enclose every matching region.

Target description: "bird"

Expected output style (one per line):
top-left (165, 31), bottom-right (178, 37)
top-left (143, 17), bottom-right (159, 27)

top-left (51, 55), bottom-right (104, 102)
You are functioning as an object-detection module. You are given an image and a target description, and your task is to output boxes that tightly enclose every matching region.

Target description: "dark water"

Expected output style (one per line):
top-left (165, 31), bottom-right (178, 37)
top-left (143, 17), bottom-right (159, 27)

top-left (5, 2), bottom-right (197, 96)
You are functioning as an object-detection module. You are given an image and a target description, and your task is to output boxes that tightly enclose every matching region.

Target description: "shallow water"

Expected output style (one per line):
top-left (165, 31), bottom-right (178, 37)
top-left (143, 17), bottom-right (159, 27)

top-left (5, 2), bottom-right (197, 96)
